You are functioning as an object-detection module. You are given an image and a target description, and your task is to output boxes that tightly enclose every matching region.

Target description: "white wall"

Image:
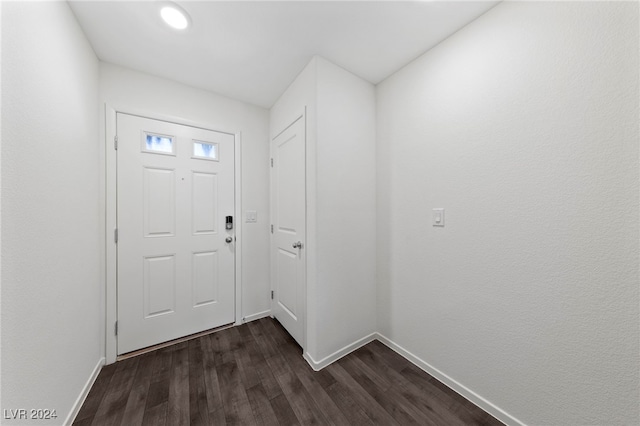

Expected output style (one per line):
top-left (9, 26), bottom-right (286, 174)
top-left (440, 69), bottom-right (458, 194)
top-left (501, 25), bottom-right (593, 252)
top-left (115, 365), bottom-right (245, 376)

top-left (99, 63), bottom-right (271, 323)
top-left (376, 1), bottom-right (639, 425)
top-left (270, 56), bottom-right (377, 366)
top-left (1, 1), bottom-right (102, 424)
top-left (314, 57), bottom-right (377, 363)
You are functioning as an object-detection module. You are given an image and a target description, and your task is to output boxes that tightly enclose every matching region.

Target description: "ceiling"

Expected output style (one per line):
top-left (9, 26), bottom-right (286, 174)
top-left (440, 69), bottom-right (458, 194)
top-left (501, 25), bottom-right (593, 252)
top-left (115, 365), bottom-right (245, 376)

top-left (69, 1), bottom-right (499, 108)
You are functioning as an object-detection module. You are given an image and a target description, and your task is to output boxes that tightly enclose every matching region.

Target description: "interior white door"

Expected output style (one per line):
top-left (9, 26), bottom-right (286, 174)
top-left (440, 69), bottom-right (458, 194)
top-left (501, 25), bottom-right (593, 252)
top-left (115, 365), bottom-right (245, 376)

top-left (271, 115), bottom-right (306, 347)
top-left (117, 113), bottom-right (235, 355)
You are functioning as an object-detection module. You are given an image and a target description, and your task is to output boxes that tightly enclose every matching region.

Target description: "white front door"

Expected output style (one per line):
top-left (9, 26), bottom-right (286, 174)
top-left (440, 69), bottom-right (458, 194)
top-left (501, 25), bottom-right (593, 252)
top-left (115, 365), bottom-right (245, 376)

top-left (117, 113), bottom-right (235, 355)
top-left (271, 115), bottom-right (306, 346)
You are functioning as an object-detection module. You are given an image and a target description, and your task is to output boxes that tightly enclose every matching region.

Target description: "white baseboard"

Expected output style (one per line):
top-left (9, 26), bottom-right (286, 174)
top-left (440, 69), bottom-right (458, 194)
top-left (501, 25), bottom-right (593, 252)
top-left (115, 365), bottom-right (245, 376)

top-left (375, 333), bottom-right (523, 426)
top-left (243, 310), bottom-right (271, 323)
top-left (303, 332), bottom-right (377, 371)
top-left (64, 357), bottom-right (105, 426)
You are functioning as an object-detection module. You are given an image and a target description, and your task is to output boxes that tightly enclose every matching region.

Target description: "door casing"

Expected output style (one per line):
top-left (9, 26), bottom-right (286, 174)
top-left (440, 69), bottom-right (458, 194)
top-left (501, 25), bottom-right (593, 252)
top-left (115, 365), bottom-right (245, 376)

top-left (104, 105), bottom-right (243, 364)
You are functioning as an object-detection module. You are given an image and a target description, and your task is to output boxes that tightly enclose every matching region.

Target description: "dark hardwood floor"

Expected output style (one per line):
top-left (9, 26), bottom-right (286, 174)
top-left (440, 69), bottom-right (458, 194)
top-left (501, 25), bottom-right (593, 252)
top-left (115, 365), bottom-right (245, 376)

top-left (74, 318), bottom-right (502, 425)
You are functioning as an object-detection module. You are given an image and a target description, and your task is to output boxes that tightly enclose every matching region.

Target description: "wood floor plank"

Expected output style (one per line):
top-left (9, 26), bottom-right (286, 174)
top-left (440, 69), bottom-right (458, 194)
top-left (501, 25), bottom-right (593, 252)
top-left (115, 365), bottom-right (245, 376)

top-left (73, 363), bottom-right (117, 424)
top-left (242, 330), bottom-right (263, 361)
top-left (236, 320), bottom-right (256, 343)
top-left (141, 344), bottom-right (172, 424)
top-left (401, 361), bottom-right (461, 406)
top-left (210, 328), bottom-right (234, 366)
top-left (264, 351), bottom-right (294, 378)
top-left (150, 345), bottom-right (173, 384)
top-left (401, 363), bottom-right (468, 410)
top-left (274, 338), bottom-right (349, 424)
top-left (199, 332), bottom-right (217, 370)
top-left (247, 318), bottom-right (278, 358)
top-left (260, 317), bottom-right (286, 342)
top-left (325, 362), bottom-right (400, 426)
top-left (166, 342), bottom-right (189, 426)
top-left (234, 339), bottom-right (261, 389)
top-left (340, 355), bottom-right (430, 425)
top-left (246, 383), bottom-right (280, 426)
top-left (200, 333), bottom-right (225, 415)
top-left (269, 393), bottom-right (300, 426)
top-left (76, 318), bottom-right (502, 426)
top-left (120, 351), bottom-right (156, 426)
top-left (90, 357), bottom-right (140, 426)
top-left (351, 347), bottom-right (393, 391)
top-left (370, 344), bottom-right (499, 426)
top-left (217, 359), bottom-right (257, 425)
top-left (72, 416), bottom-right (94, 426)
top-left (276, 335), bottom-right (308, 371)
top-left (325, 381), bottom-right (376, 426)
top-left (309, 366), bottom-right (337, 390)
top-left (141, 401), bottom-right (167, 426)
top-left (260, 316), bottom-right (301, 355)
top-left (293, 365), bottom-right (351, 426)
top-left (188, 338), bottom-right (210, 426)
top-left (274, 370), bottom-right (328, 425)
top-left (142, 379), bottom-right (169, 424)
top-left (250, 352), bottom-right (284, 400)
top-left (271, 322), bottom-right (351, 425)
top-left (227, 399), bottom-right (257, 426)
top-left (406, 364), bottom-right (500, 425)
top-left (208, 407), bottom-right (227, 426)
top-left (356, 345), bottom-right (468, 426)
top-left (227, 324), bottom-right (245, 352)
top-left (353, 349), bottom-right (454, 424)
top-left (368, 339), bottom-right (414, 372)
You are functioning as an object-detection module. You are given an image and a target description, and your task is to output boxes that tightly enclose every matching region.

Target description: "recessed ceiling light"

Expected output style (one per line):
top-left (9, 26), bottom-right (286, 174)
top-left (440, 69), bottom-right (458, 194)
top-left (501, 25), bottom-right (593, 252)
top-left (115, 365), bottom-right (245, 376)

top-left (160, 4), bottom-right (190, 30)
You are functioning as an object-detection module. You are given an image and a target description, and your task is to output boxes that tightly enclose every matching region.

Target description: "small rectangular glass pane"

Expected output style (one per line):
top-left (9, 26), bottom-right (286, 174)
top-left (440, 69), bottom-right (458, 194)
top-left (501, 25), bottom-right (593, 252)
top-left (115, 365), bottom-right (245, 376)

top-left (193, 141), bottom-right (218, 161)
top-left (145, 133), bottom-right (174, 154)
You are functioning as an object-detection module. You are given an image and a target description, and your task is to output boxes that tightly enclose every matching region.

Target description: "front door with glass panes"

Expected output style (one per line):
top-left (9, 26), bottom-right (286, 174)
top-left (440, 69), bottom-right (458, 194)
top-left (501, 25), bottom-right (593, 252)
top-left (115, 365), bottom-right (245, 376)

top-left (116, 113), bottom-right (235, 355)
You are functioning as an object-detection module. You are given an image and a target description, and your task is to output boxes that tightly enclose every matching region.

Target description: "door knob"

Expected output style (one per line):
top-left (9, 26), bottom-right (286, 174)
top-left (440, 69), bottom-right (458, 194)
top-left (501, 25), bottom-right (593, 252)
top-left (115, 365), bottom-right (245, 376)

top-left (225, 236), bottom-right (233, 243)
top-left (292, 241), bottom-right (303, 249)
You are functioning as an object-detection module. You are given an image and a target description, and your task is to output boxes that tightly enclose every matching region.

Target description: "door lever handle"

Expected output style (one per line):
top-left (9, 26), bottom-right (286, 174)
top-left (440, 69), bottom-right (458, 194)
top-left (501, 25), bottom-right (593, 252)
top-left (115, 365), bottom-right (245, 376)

top-left (292, 241), bottom-right (303, 249)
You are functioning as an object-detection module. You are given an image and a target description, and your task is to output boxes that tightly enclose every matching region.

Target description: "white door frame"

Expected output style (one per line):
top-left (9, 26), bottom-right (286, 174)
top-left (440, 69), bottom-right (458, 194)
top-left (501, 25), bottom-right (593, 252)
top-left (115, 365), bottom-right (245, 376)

top-left (104, 105), bottom-right (243, 364)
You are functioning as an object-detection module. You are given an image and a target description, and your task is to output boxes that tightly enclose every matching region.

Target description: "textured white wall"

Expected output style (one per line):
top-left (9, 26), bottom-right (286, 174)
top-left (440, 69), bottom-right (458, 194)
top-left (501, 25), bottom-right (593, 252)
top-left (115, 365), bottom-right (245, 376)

top-left (315, 57), bottom-right (377, 362)
top-left (1, 1), bottom-right (102, 424)
top-left (376, 1), bottom-right (639, 424)
top-left (99, 64), bottom-right (271, 321)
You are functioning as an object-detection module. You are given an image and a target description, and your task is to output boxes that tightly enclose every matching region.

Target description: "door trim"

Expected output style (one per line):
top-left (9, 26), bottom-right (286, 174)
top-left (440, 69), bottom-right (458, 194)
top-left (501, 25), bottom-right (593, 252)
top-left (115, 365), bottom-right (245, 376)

top-left (104, 105), bottom-right (243, 364)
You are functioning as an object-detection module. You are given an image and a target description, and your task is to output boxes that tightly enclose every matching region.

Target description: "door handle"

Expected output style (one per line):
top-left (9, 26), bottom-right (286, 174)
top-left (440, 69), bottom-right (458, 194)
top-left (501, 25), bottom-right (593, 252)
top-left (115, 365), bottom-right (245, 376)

top-left (225, 236), bottom-right (233, 243)
top-left (292, 241), bottom-right (303, 249)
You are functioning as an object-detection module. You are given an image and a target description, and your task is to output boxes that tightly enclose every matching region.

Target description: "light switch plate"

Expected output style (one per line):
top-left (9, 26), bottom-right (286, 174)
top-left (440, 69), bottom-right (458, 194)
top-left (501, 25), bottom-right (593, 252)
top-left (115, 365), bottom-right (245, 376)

top-left (246, 210), bottom-right (257, 223)
top-left (432, 208), bottom-right (444, 227)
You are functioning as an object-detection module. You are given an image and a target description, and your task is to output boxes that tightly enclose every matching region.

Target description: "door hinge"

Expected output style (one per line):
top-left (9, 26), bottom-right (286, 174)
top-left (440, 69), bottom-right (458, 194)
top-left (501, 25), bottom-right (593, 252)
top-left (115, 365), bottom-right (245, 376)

top-left (271, 290), bottom-right (274, 300)
top-left (114, 135), bottom-right (118, 150)
top-left (115, 321), bottom-right (118, 336)
top-left (271, 224), bottom-right (274, 234)
top-left (270, 158), bottom-right (273, 167)
top-left (114, 228), bottom-right (118, 243)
